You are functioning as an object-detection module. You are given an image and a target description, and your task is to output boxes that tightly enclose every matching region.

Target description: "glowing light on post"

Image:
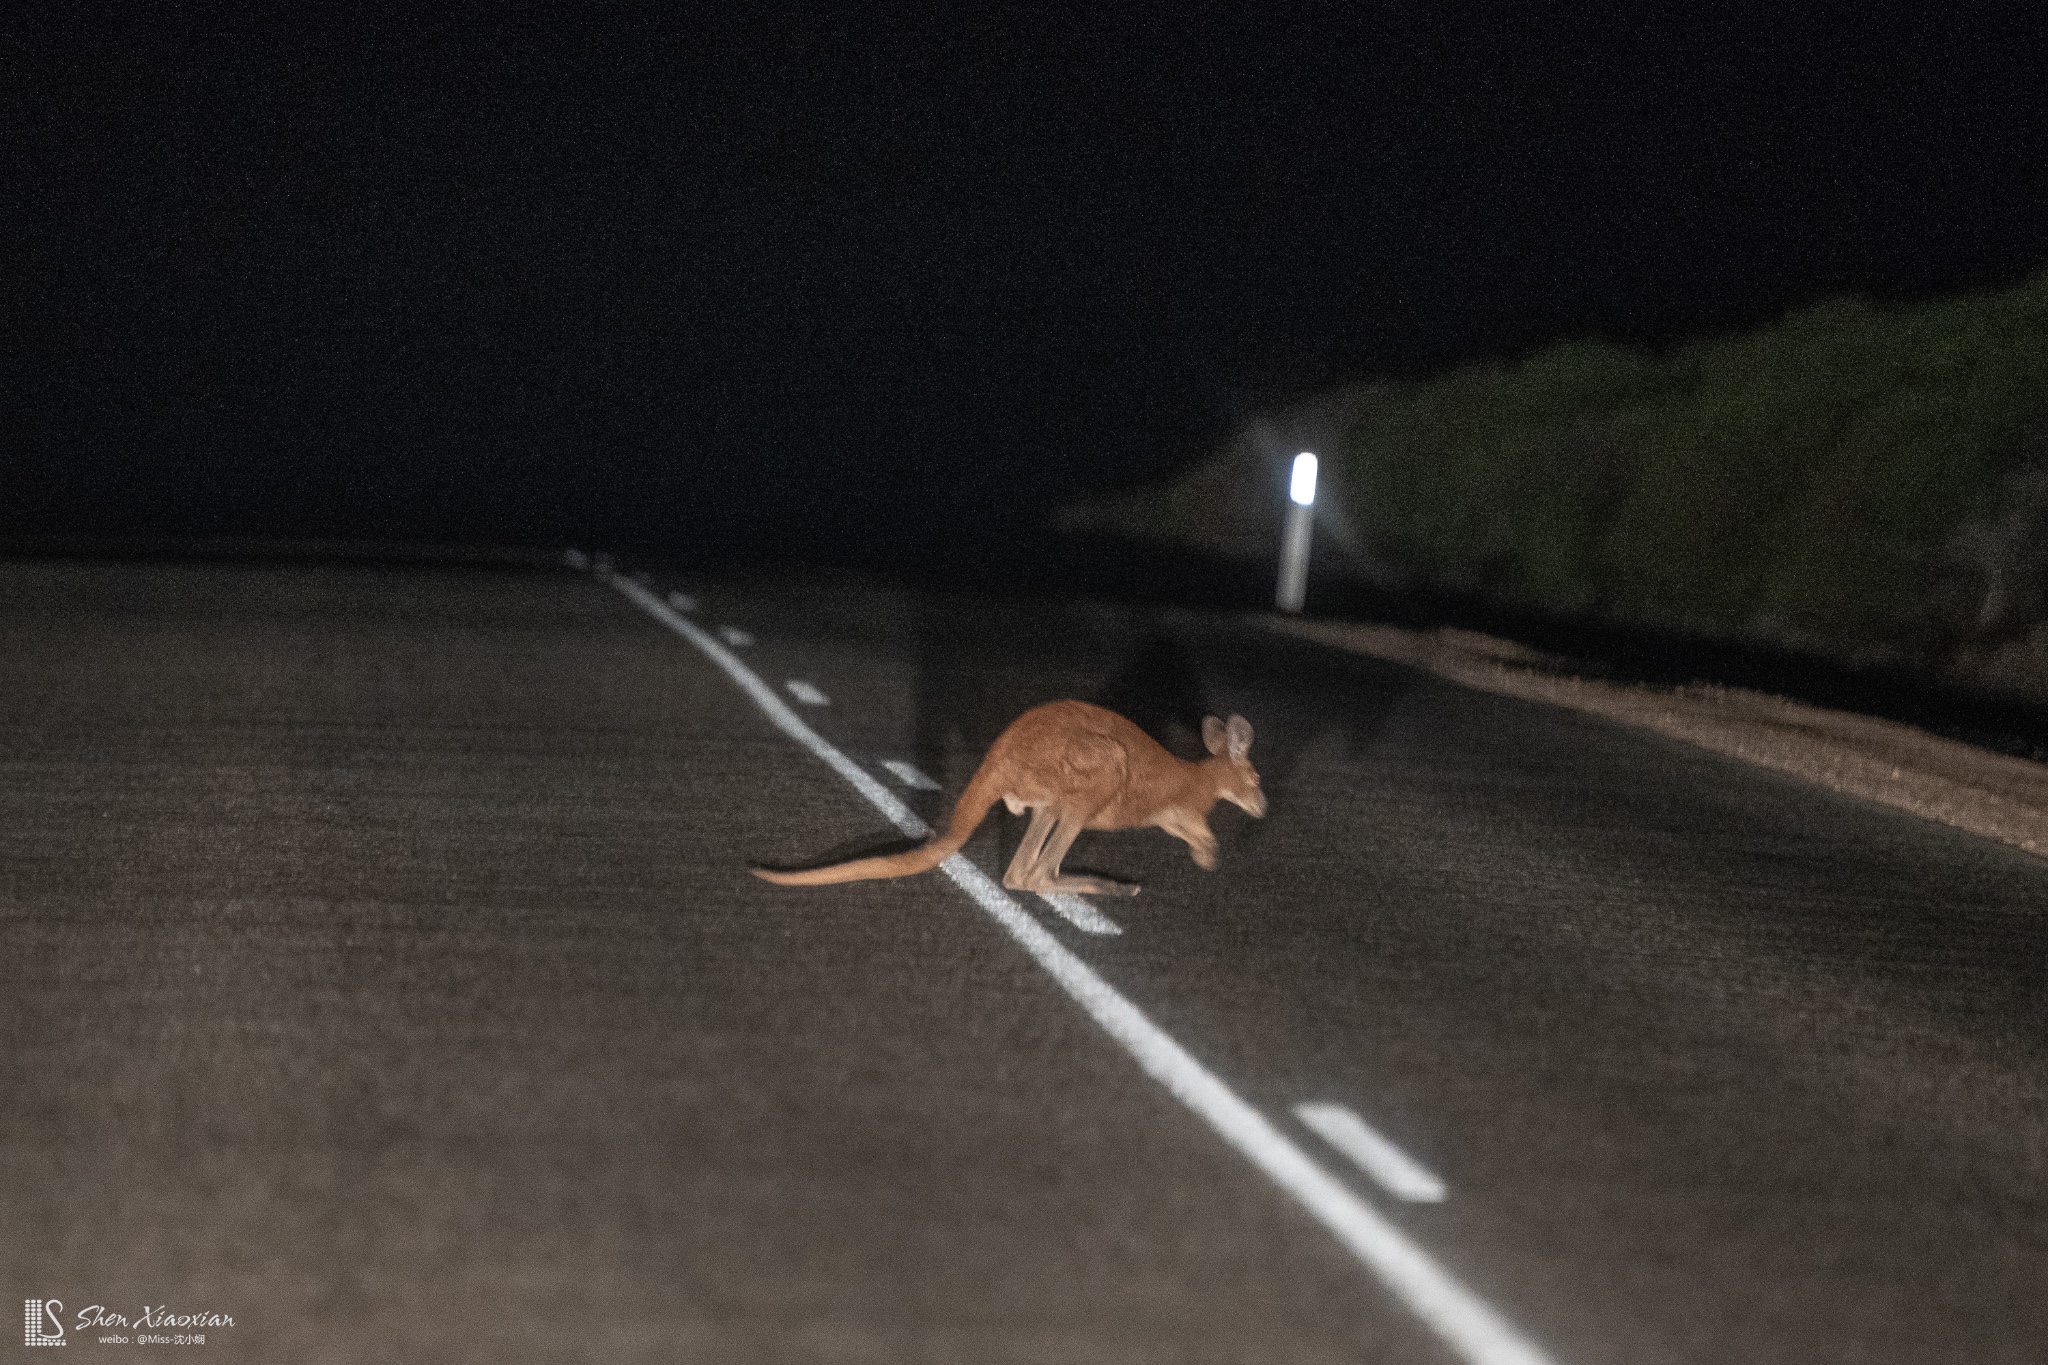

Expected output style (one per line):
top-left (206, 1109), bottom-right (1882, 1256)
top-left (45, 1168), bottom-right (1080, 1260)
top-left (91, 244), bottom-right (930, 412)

top-left (1277, 452), bottom-right (1317, 613)
top-left (1290, 452), bottom-right (1319, 506)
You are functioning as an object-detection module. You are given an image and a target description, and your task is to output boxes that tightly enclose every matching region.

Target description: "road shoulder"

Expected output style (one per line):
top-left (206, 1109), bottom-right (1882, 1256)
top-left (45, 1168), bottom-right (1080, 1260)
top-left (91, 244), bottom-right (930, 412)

top-left (1271, 616), bottom-right (2048, 860)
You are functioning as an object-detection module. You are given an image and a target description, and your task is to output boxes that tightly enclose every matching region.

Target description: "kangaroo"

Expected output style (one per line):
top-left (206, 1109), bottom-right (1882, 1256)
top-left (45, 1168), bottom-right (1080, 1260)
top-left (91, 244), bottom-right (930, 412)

top-left (753, 700), bottom-right (1266, 896)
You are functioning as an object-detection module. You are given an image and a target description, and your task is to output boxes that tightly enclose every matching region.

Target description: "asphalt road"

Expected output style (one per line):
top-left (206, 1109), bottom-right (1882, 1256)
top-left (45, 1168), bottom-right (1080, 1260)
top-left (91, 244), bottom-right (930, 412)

top-left (3, 556), bottom-right (2045, 1364)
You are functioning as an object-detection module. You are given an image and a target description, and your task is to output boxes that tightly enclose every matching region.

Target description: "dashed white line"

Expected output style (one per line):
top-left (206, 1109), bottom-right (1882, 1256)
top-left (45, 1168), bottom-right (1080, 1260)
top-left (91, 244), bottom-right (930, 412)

top-left (1296, 1102), bottom-right (1449, 1203)
top-left (667, 591), bottom-right (698, 612)
top-left (601, 568), bottom-right (1556, 1365)
top-left (880, 759), bottom-right (942, 790)
top-left (718, 626), bottom-right (755, 648)
top-left (786, 679), bottom-right (830, 707)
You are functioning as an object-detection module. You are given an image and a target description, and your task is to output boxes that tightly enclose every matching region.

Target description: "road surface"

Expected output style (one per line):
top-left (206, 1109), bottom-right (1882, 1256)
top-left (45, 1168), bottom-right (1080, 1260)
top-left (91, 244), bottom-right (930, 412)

top-left (3, 555), bottom-right (2044, 1363)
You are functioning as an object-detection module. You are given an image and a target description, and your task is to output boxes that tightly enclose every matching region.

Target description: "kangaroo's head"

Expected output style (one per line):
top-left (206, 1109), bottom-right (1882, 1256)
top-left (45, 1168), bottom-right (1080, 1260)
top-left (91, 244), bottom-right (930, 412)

top-left (1201, 714), bottom-right (1266, 818)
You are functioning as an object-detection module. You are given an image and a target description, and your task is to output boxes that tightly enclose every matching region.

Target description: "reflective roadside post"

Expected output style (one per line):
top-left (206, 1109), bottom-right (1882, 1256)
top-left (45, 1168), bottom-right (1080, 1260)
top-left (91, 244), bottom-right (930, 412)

top-left (1276, 451), bottom-right (1317, 613)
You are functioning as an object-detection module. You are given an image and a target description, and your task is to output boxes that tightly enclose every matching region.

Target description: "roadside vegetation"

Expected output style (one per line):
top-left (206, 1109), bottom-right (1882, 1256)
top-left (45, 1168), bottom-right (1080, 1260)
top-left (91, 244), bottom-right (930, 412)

top-left (1096, 268), bottom-right (2048, 697)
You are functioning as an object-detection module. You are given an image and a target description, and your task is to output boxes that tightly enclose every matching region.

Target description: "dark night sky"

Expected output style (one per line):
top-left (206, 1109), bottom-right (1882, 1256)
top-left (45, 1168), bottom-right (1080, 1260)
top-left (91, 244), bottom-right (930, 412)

top-left (8, 5), bottom-right (2048, 569)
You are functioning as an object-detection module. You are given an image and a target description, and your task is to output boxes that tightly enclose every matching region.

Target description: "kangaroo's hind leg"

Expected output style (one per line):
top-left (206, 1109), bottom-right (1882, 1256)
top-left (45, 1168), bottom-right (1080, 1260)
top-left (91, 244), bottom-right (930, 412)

top-left (1017, 806), bottom-right (1140, 897)
top-left (1002, 805), bottom-right (1060, 891)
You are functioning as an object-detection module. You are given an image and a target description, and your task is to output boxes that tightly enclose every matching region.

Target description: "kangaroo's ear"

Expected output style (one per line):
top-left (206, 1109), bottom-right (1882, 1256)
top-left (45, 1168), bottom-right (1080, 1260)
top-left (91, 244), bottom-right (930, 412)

top-left (1202, 715), bottom-right (1229, 756)
top-left (1225, 714), bottom-right (1253, 761)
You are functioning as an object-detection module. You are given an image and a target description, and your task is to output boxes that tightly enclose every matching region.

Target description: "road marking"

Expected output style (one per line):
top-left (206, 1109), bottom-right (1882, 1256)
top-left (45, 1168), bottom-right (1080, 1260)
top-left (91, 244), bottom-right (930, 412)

top-left (563, 548), bottom-right (590, 570)
top-left (719, 626), bottom-right (755, 648)
top-left (1296, 1102), bottom-right (1449, 1203)
top-left (1039, 891), bottom-right (1124, 936)
top-left (667, 591), bottom-right (698, 612)
top-left (880, 759), bottom-right (942, 790)
top-left (602, 568), bottom-right (1556, 1365)
top-left (786, 679), bottom-right (830, 707)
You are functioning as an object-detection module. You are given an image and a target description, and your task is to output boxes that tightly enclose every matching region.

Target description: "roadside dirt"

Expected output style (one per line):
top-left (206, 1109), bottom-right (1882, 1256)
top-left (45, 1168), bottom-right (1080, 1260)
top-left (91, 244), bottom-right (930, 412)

top-left (1273, 617), bottom-right (2048, 860)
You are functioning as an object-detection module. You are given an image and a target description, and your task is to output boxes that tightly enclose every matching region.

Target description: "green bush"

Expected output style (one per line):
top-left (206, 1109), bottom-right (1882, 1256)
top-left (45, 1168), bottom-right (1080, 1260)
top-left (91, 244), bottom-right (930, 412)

top-left (1338, 269), bottom-right (2048, 662)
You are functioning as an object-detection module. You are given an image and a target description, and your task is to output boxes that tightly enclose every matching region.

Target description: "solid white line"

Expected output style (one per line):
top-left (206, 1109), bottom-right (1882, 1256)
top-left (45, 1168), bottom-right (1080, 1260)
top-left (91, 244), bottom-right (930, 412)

top-left (718, 626), bottom-right (755, 648)
top-left (880, 759), bottom-right (942, 791)
top-left (1296, 1102), bottom-right (1449, 1203)
top-left (1039, 891), bottom-right (1124, 937)
top-left (786, 679), bottom-right (830, 707)
top-left (601, 568), bottom-right (1555, 1365)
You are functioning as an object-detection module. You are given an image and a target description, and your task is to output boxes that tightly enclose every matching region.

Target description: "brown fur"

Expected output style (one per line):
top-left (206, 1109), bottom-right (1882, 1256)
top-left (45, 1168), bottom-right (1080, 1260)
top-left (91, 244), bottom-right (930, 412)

top-left (753, 700), bottom-right (1266, 896)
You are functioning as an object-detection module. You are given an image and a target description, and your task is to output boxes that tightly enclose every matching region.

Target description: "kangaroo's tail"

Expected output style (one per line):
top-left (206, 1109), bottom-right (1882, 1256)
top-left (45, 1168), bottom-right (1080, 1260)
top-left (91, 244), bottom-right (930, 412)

top-left (752, 761), bottom-right (1003, 886)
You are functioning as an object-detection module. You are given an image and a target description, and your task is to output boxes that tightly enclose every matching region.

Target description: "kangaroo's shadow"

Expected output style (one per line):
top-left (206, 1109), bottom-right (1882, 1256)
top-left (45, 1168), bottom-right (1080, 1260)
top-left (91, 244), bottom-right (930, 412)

top-left (1086, 631), bottom-right (1214, 761)
top-left (1172, 617), bottom-right (1423, 803)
